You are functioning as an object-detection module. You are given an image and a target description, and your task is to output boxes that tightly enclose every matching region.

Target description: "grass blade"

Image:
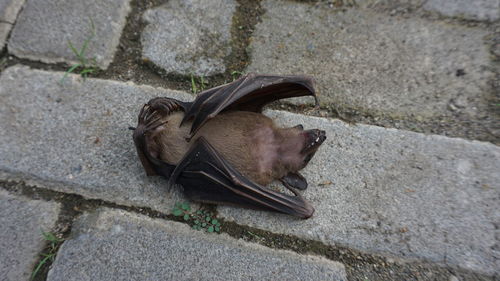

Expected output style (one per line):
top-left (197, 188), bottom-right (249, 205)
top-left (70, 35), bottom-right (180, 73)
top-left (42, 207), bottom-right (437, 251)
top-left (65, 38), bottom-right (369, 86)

top-left (31, 254), bottom-right (53, 280)
top-left (67, 40), bottom-right (80, 58)
top-left (191, 74), bottom-right (197, 94)
top-left (60, 63), bottom-right (81, 84)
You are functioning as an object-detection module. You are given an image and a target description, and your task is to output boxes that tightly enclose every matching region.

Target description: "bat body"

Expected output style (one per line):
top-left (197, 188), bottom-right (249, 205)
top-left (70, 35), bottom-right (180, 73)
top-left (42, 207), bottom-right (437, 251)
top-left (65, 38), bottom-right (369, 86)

top-left (133, 74), bottom-right (326, 218)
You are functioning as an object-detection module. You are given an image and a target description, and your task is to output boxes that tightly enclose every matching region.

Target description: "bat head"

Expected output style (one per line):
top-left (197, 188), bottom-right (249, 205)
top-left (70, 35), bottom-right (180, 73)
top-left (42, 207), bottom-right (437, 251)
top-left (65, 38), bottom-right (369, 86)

top-left (278, 125), bottom-right (326, 172)
top-left (300, 128), bottom-right (326, 167)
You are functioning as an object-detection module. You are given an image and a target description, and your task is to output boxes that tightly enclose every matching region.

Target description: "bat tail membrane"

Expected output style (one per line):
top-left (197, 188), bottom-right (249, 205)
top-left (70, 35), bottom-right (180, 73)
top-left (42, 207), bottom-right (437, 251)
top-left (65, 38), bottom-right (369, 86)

top-left (169, 137), bottom-right (315, 219)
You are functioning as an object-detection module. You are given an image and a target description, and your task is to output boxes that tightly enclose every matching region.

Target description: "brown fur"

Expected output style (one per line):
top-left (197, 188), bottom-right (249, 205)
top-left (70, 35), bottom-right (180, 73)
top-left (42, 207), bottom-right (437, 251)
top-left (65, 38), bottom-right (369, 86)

top-left (150, 111), bottom-right (306, 185)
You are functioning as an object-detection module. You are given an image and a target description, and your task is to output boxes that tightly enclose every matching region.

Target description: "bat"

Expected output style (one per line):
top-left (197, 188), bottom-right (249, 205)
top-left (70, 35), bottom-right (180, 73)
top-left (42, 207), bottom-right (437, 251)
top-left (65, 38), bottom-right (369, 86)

top-left (132, 74), bottom-right (326, 219)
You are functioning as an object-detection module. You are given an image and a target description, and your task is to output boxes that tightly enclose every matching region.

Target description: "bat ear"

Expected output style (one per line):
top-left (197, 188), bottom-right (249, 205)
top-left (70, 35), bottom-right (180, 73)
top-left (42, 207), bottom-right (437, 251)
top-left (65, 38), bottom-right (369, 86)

top-left (132, 125), bottom-right (158, 176)
top-left (133, 101), bottom-right (179, 178)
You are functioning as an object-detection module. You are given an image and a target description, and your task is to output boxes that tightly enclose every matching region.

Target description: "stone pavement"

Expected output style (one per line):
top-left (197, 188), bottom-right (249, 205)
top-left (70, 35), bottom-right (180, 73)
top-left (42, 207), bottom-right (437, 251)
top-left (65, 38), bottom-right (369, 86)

top-left (142, 0), bottom-right (236, 76)
top-left (0, 0), bottom-right (498, 280)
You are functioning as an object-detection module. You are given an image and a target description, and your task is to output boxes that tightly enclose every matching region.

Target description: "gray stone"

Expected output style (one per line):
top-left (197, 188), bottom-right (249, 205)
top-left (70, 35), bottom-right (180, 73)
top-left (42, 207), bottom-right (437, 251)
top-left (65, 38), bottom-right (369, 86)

top-left (0, 0), bottom-right (25, 48)
top-left (0, 189), bottom-right (61, 281)
top-left (142, 0), bottom-right (236, 76)
top-left (247, 1), bottom-right (493, 120)
top-left (0, 0), bottom-right (25, 22)
top-left (423, 0), bottom-right (500, 21)
top-left (47, 208), bottom-right (347, 281)
top-left (219, 110), bottom-right (500, 275)
top-left (0, 22), bottom-right (10, 48)
top-left (0, 65), bottom-right (193, 214)
top-left (8, 0), bottom-right (131, 69)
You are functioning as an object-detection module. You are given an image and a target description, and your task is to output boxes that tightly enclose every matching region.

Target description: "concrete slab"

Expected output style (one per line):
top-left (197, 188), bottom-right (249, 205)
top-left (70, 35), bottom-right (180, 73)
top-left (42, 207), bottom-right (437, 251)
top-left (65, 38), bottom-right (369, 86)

top-left (0, 189), bottom-right (61, 281)
top-left (0, 0), bottom-right (25, 22)
top-left (423, 0), bottom-right (500, 21)
top-left (0, 65), bottom-right (192, 214)
top-left (0, 22), bottom-right (10, 48)
top-left (247, 1), bottom-right (494, 121)
top-left (142, 0), bottom-right (236, 76)
top-left (0, 0), bottom-right (25, 48)
top-left (47, 208), bottom-right (347, 281)
top-left (219, 110), bottom-right (500, 276)
top-left (8, 0), bottom-right (131, 69)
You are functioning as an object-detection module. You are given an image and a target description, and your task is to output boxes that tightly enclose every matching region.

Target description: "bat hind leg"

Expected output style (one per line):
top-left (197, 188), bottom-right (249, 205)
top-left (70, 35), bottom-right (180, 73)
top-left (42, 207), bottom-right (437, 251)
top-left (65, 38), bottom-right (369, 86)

top-left (281, 172), bottom-right (308, 191)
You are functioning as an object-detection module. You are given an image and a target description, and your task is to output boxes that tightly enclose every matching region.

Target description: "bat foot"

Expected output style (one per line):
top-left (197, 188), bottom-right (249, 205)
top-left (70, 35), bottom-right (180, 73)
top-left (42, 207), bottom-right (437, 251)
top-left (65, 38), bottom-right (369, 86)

top-left (281, 172), bottom-right (308, 191)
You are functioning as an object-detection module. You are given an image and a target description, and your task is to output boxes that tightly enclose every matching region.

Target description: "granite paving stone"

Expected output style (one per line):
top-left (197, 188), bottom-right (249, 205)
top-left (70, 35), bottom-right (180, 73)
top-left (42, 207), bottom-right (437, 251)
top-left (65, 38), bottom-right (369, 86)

top-left (246, 0), bottom-right (494, 121)
top-left (0, 189), bottom-right (61, 281)
top-left (423, 0), bottom-right (500, 21)
top-left (8, 0), bottom-right (131, 69)
top-left (47, 208), bottom-right (347, 281)
top-left (357, 0), bottom-right (500, 21)
top-left (0, 0), bottom-right (25, 48)
top-left (141, 0), bottom-right (236, 76)
top-left (0, 65), bottom-right (193, 214)
top-left (219, 110), bottom-right (500, 276)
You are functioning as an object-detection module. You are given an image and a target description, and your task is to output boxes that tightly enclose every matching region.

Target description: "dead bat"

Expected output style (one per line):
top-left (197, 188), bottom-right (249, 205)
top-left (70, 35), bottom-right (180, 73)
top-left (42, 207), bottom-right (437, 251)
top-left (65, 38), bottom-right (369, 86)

top-left (132, 74), bottom-right (326, 219)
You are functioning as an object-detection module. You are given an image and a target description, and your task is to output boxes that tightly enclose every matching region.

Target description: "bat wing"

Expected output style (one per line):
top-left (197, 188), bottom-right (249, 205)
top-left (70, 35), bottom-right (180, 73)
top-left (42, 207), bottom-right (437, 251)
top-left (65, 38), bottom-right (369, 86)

top-left (168, 137), bottom-right (315, 219)
top-left (181, 73), bottom-right (317, 138)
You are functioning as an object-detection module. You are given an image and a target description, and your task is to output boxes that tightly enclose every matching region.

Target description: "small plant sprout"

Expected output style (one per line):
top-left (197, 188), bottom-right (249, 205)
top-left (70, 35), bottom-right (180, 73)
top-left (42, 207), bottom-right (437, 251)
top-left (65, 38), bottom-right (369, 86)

top-left (199, 76), bottom-right (208, 92)
top-left (31, 231), bottom-right (64, 280)
top-left (190, 74), bottom-right (197, 94)
top-left (60, 18), bottom-right (98, 83)
top-left (231, 71), bottom-right (243, 81)
top-left (190, 74), bottom-right (209, 94)
top-left (172, 202), bottom-right (222, 233)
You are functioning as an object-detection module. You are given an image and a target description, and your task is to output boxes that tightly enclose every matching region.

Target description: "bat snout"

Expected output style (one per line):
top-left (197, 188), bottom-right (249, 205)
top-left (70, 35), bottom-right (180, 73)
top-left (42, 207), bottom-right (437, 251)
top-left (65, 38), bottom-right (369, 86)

top-left (302, 129), bottom-right (326, 153)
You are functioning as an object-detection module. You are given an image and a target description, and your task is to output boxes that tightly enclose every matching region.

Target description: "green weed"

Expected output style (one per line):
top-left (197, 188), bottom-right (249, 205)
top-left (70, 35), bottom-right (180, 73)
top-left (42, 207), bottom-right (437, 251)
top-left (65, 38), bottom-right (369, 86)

top-left (190, 74), bottom-right (209, 94)
top-left (231, 71), bottom-right (243, 81)
top-left (60, 19), bottom-right (98, 83)
top-left (31, 231), bottom-right (64, 280)
top-left (172, 202), bottom-right (221, 233)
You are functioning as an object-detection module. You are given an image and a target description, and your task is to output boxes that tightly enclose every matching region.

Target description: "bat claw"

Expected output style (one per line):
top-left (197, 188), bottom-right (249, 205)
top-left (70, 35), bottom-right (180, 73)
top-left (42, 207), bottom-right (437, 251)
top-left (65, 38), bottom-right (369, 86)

top-left (147, 97), bottom-right (180, 113)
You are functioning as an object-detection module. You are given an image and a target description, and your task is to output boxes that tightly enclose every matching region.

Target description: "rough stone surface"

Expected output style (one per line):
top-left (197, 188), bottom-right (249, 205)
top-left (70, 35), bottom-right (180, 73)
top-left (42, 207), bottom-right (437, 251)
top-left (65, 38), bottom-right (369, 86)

top-left (48, 208), bottom-right (347, 281)
top-left (0, 65), bottom-right (193, 214)
top-left (142, 0), bottom-right (236, 76)
top-left (8, 0), bottom-right (131, 69)
top-left (0, 0), bottom-right (25, 23)
top-left (0, 189), bottom-right (61, 281)
top-left (247, 1), bottom-right (494, 121)
top-left (0, 22), bottom-right (10, 48)
top-left (423, 0), bottom-right (500, 21)
top-left (219, 110), bottom-right (500, 275)
top-left (0, 0), bottom-right (25, 48)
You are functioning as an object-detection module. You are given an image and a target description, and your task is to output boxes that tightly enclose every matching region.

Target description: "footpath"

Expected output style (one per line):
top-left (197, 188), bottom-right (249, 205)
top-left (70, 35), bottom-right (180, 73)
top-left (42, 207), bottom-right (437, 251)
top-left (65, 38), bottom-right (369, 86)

top-left (0, 0), bottom-right (498, 280)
